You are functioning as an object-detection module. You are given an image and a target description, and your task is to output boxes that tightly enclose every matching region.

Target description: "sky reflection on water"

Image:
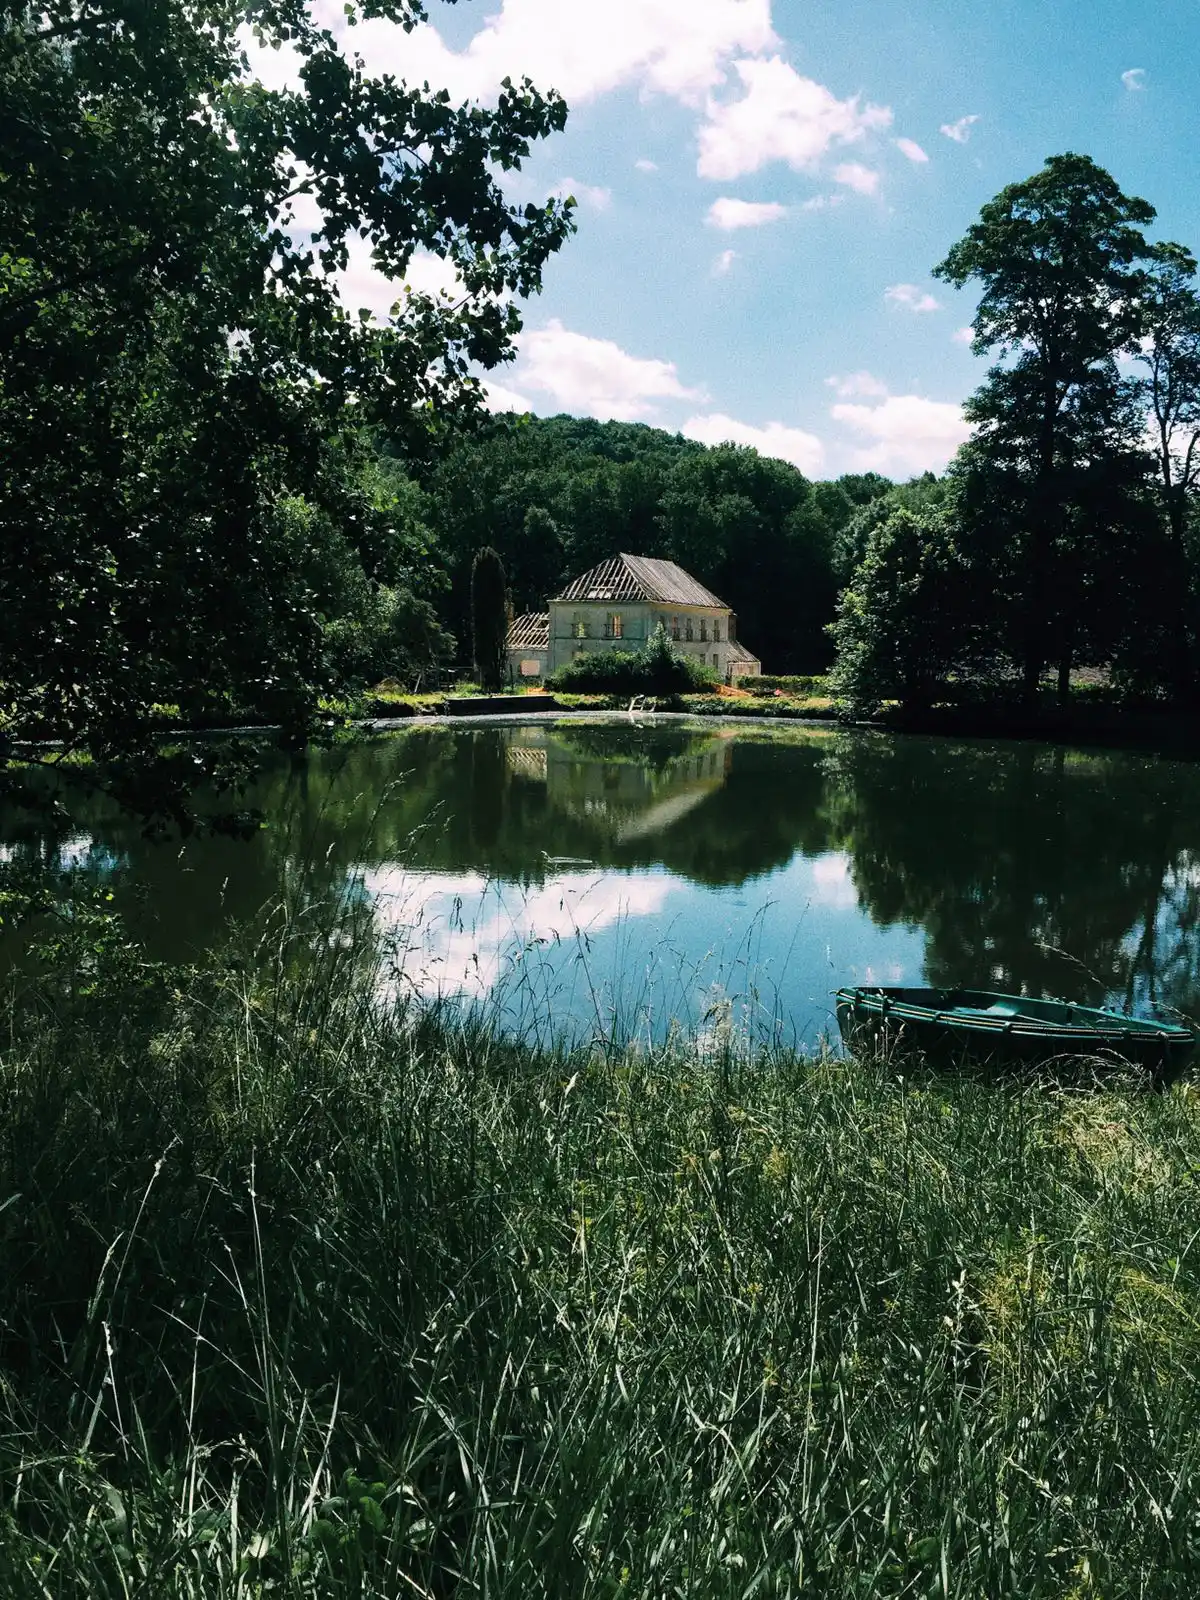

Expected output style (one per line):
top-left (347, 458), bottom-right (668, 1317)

top-left (363, 848), bottom-right (921, 1047)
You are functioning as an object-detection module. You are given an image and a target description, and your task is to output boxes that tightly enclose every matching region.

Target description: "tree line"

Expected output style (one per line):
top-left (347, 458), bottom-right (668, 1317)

top-left (398, 414), bottom-right (894, 677)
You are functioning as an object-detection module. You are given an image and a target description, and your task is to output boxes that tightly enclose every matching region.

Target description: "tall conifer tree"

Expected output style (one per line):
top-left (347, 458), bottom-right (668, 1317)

top-left (471, 547), bottom-right (509, 692)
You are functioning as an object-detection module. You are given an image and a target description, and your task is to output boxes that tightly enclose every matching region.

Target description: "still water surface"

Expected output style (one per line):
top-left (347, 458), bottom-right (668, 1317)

top-left (9, 718), bottom-right (1200, 1046)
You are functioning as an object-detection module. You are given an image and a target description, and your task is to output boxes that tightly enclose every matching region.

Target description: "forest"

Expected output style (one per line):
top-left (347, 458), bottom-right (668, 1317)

top-left (408, 415), bottom-right (891, 677)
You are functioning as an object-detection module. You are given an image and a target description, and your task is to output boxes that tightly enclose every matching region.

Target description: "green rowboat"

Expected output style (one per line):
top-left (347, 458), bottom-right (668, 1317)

top-left (835, 987), bottom-right (1196, 1077)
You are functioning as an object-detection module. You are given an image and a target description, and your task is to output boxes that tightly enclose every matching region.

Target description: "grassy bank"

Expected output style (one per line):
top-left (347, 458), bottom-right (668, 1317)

top-left (2, 918), bottom-right (1200, 1595)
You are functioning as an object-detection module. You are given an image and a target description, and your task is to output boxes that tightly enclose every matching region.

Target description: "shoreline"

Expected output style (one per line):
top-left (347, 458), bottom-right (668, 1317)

top-left (14, 697), bottom-right (1200, 762)
top-left (363, 694), bottom-right (1200, 761)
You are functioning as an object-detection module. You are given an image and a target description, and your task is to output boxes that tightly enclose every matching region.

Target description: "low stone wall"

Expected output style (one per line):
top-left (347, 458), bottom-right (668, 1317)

top-left (442, 694), bottom-right (562, 716)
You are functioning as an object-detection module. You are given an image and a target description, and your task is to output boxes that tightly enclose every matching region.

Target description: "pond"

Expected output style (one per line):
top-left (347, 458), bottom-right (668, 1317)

top-left (6, 717), bottom-right (1200, 1047)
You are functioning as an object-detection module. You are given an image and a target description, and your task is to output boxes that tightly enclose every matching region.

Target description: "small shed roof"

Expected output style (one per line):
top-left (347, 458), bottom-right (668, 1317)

top-left (507, 612), bottom-right (550, 650)
top-left (553, 553), bottom-right (727, 609)
top-left (726, 640), bottom-right (762, 667)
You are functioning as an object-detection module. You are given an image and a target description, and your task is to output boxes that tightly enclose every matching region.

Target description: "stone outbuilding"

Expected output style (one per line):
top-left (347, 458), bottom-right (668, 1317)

top-left (507, 611), bottom-right (550, 684)
top-left (506, 553), bottom-right (761, 686)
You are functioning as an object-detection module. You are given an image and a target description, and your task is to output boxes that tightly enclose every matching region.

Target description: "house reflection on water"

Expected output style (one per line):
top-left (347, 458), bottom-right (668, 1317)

top-left (503, 724), bottom-right (732, 844)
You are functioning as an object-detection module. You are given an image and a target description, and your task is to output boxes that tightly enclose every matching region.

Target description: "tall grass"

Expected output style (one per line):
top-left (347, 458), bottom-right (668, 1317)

top-left (1, 905), bottom-right (1199, 1595)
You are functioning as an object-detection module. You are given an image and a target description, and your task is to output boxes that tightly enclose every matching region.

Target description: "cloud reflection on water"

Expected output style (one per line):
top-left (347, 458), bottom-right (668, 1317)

top-left (363, 865), bottom-right (675, 1011)
top-left (358, 844), bottom-right (915, 1048)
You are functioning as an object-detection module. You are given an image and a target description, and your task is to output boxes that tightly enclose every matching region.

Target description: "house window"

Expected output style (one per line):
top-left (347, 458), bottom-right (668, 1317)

top-left (574, 617), bottom-right (588, 639)
top-left (713, 620), bottom-right (721, 642)
top-left (685, 618), bottom-right (694, 642)
top-left (606, 613), bottom-right (623, 640)
top-left (671, 616), bottom-right (680, 640)
top-left (712, 653), bottom-right (720, 668)
top-left (699, 619), bottom-right (708, 642)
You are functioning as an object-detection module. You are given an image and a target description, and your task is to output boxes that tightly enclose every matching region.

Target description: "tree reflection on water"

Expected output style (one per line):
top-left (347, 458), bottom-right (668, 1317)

top-left (2, 721), bottom-right (1198, 1025)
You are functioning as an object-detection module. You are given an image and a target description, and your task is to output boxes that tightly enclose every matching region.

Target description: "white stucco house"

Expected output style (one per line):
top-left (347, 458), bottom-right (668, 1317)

top-left (507, 553), bottom-right (762, 686)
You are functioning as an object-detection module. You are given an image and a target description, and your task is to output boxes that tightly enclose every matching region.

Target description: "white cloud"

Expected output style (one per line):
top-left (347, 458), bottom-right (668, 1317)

top-left (483, 379), bottom-right (535, 413)
top-left (713, 249), bottom-right (737, 276)
top-left (327, 245), bottom-right (401, 323)
top-left (826, 370), bottom-right (889, 399)
top-left (833, 161), bottom-right (880, 196)
top-left (830, 392), bottom-right (970, 476)
top-left (952, 325), bottom-right (975, 346)
top-left (895, 137), bottom-right (929, 164)
top-left (635, 158), bottom-right (659, 172)
top-left (400, 251), bottom-right (465, 301)
top-left (318, 240), bottom-right (468, 323)
top-left (1121, 67), bottom-right (1147, 91)
top-left (278, 170), bottom-right (475, 323)
top-left (940, 114), bottom-right (980, 144)
top-left (514, 319), bottom-right (704, 421)
top-left (886, 282), bottom-right (941, 314)
top-left (706, 196), bottom-right (787, 229)
top-left (697, 55), bottom-right (892, 180)
top-left (799, 193), bottom-right (843, 212)
top-left (550, 176), bottom-right (612, 210)
top-left (279, 0), bottom-right (778, 110)
top-left (681, 412), bottom-right (825, 474)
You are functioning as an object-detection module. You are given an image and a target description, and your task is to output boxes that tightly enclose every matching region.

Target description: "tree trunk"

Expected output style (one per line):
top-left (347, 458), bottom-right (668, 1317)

top-left (1021, 650), bottom-right (1042, 705)
top-left (1056, 653), bottom-right (1072, 706)
top-left (1165, 491), bottom-right (1196, 705)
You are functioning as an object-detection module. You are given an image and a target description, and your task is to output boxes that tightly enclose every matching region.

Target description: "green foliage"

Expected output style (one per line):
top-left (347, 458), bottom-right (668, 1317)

top-left (547, 625), bottom-right (719, 695)
top-left (2, 906), bottom-right (1200, 1593)
top-left (1127, 244), bottom-right (1200, 699)
top-left (829, 507), bottom-right (981, 713)
top-left (832, 474), bottom-right (949, 581)
top-left (0, 0), bottom-right (572, 826)
top-left (471, 546), bottom-right (509, 692)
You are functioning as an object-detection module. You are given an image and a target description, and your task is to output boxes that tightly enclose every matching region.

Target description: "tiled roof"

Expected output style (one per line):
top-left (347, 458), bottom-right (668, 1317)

top-left (726, 640), bottom-right (761, 666)
top-left (507, 612), bottom-right (549, 650)
top-left (553, 553), bottom-right (728, 609)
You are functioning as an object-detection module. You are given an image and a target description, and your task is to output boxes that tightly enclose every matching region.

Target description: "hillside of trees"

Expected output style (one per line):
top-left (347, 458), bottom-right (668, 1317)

top-left (405, 416), bottom-right (898, 674)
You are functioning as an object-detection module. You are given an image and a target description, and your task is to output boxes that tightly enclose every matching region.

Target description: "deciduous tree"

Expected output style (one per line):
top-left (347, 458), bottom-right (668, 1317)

top-left (0, 0), bottom-right (572, 827)
top-left (1130, 244), bottom-right (1200, 698)
top-left (935, 153), bottom-right (1158, 700)
top-left (828, 507), bottom-right (978, 713)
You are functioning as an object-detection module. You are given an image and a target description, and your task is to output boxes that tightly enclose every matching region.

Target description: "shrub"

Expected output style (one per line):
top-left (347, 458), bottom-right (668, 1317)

top-left (547, 625), bottom-right (719, 695)
top-left (325, 582), bottom-right (454, 690)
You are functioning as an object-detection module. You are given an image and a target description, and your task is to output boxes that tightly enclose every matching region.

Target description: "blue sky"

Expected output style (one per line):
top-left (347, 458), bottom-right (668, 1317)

top-left (254, 0), bottom-right (1200, 479)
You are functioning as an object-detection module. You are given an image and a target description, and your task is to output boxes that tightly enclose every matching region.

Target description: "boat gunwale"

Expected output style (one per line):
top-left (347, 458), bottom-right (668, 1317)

top-left (835, 986), bottom-right (1196, 1045)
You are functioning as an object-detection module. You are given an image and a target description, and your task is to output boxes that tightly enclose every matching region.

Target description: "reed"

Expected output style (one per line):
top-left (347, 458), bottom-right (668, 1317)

top-left (1, 906), bottom-right (1198, 1596)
